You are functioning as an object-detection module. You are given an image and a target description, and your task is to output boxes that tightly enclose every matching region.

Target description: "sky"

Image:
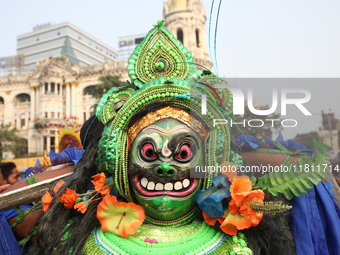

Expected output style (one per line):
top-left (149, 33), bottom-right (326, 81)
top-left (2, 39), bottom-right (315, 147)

top-left (0, 0), bottom-right (339, 139)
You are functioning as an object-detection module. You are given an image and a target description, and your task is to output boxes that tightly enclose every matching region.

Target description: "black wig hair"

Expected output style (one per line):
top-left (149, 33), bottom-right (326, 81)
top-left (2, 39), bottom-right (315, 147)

top-left (29, 137), bottom-right (102, 255)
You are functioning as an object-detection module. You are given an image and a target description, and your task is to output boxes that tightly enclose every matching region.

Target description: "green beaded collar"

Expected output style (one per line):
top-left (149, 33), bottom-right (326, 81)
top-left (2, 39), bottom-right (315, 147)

top-left (83, 220), bottom-right (253, 255)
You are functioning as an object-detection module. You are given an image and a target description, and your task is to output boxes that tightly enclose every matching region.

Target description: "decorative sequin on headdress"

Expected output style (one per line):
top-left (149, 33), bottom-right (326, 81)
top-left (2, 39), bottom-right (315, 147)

top-left (127, 106), bottom-right (209, 146)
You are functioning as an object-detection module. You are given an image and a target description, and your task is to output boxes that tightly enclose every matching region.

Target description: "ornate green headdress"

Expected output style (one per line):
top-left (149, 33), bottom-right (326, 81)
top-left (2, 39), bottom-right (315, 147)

top-left (95, 20), bottom-right (234, 202)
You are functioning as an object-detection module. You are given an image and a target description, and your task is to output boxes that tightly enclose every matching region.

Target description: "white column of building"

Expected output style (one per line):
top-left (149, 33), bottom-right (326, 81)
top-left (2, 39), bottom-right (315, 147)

top-left (46, 135), bottom-right (51, 152)
top-left (30, 87), bottom-right (36, 121)
top-left (66, 83), bottom-right (71, 117)
top-left (39, 84), bottom-right (44, 118)
top-left (70, 82), bottom-right (76, 116)
top-left (35, 86), bottom-right (39, 119)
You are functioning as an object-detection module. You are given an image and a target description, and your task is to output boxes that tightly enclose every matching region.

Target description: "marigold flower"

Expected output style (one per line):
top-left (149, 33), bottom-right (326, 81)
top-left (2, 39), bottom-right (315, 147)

top-left (221, 177), bottom-right (264, 235)
top-left (92, 173), bottom-right (111, 196)
top-left (200, 175), bottom-right (265, 235)
top-left (97, 195), bottom-right (145, 238)
top-left (42, 191), bottom-right (53, 212)
top-left (229, 177), bottom-right (253, 199)
top-left (54, 180), bottom-right (65, 194)
top-left (59, 188), bottom-right (78, 209)
top-left (74, 201), bottom-right (90, 214)
top-left (220, 209), bottom-right (263, 235)
top-left (202, 211), bottom-right (225, 226)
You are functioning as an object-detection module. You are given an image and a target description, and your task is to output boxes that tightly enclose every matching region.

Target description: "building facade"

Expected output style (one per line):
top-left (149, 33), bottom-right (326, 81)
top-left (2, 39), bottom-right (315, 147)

top-left (0, 0), bottom-right (211, 160)
top-left (0, 56), bottom-right (128, 159)
top-left (163, 0), bottom-right (212, 70)
top-left (319, 112), bottom-right (340, 162)
top-left (17, 22), bottom-right (119, 71)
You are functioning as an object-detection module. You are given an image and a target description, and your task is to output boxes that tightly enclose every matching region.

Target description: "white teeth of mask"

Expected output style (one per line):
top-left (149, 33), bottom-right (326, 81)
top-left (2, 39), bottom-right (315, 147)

top-left (183, 178), bottom-right (190, 188)
top-left (164, 182), bottom-right (173, 191)
top-left (174, 181), bottom-right (183, 190)
top-left (140, 177), bottom-right (192, 191)
top-left (141, 177), bottom-right (148, 188)
top-left (155, 183), bottom-right (164, 190)
top-left (147, 182), bottom-right (155, 190)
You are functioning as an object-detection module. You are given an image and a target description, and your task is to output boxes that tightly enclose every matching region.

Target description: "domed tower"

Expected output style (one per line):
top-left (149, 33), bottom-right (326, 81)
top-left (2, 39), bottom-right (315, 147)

top-left (163, 0), bottom-right (212, 70)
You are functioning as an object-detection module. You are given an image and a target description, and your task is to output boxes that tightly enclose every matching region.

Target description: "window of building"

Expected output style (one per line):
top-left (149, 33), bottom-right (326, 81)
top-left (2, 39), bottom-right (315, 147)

top-left (50, 136), bottom-right (55, 152)
top-left (43, 136), bottom-right (47, 150)
top-left (45, 112), bottom-right (48, 118)
top-left (15, 94), bottom-right (30, 102)
top-left (51, 82), bottom-right (55, 94)
top-left (45, 83), bottom-right (48, 94)
top-left (79, 36), bottom-right (81, 40)
top-left (58, 31), bottom-right (60, 35)
top-left (51, 112), bottom-right (55, 118)
top-left (195, 29), bottom-right (201, 47)
top-left (177, 29), bottom-right (184, 44)
top-left (37, 37), bottom-right (39, 41)
top-left (21, 119), bottom-right (25, 128)
top-left (17, 139), bottom-right (28, 157)
top-left (58, 112), bottom-right (60, 118)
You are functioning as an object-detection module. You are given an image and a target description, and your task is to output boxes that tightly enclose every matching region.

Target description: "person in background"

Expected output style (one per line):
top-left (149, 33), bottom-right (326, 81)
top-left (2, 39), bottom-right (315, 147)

top-left (0, 171), bottom-right (10, 192)
top-left (0, 162), bottom-right (21, 185)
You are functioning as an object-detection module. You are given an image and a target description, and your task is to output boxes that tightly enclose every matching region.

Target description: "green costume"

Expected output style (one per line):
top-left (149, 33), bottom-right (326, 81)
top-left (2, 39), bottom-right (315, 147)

top-left (33, 20), bottom-right (327, 255)
top-left (85, 20), bottom-right (251, 254)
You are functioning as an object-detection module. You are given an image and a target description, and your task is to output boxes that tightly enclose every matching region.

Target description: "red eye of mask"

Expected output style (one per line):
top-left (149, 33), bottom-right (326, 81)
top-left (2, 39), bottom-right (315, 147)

top-left (141, 143), bottom-right (157, 160)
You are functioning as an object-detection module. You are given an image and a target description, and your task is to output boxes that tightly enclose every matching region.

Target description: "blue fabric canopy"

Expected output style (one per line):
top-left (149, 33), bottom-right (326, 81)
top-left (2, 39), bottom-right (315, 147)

top-left (291, 182), bottom-right (340, 255)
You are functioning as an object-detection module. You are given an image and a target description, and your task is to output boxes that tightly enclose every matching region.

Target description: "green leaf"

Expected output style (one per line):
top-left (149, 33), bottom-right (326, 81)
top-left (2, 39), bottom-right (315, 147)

top-left (31, 176), bottom-right (38, 184)
top-left (255, 140), bottom-right (329, 200)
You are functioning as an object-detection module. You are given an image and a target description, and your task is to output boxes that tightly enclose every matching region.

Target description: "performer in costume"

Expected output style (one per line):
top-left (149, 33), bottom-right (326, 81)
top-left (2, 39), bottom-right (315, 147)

top-left (30, 21), bottom-right (336, 255)
top-left (53, 117), bottom-right (83, 153)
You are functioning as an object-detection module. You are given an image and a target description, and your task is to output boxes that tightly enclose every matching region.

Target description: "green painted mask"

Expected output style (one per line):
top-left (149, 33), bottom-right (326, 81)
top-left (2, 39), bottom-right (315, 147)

top-left (129, 118), bottom-right (203, 221)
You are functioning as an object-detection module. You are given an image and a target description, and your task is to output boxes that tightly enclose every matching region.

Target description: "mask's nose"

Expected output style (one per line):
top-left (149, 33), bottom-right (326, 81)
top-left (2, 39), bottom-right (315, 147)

top-left (154, 163), bottom-right (176, 177)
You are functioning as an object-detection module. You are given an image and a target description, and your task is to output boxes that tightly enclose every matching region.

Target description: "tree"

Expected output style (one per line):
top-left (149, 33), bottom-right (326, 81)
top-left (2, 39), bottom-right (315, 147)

top-left (230, 102), bottom-right (283, 141)
top-left (0, 123), bottom-right (25, 160)
top-left (93, 75), bottom-right (125, 99)
top-left (293, 131), bottom-right (320, 149)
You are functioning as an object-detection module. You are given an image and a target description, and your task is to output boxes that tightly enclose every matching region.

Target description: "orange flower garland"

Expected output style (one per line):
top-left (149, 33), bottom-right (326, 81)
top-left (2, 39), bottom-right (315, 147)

top-left (59, 188), bottom-right (79, 209)
top-left (97, 195), bottom-right (145, 238)
top-left (91, 173), bottom-right (111, 196)
top-left (74, 201), bottom-right (90, 214)
top-left (57, 173), bottom-right (114, 211)
top-left (42, 191), bottom-right (53, 212)
top-left (201, 176), bottom-right (264, 236)
top-left (54, 180), bottom-right (65, 194)
top-left (53, 173), bottom-right (145, 237)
